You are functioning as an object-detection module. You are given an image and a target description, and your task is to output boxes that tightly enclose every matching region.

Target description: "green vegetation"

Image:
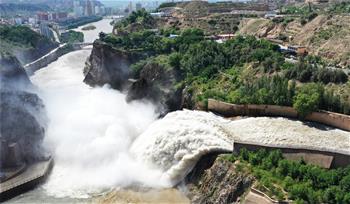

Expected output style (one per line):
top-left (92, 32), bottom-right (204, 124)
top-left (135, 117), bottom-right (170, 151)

top-left (102, 11), bottom-right (350, 115)
top-left (224, 149), bottom-right (350, 203)
top-left (329, 2), bottom-right (350, 14)
top-left (60, 30), bottom-right (84, 44)
top-left (81, 25), bottom-right (96, 31)
top-left (293, 83), bottom-right (323, 117)
top-left (284, 57), bottom-right (348, 84)
top-left (0, 25), bottom-right (51, 48)
top-left (279, 4), bottom-right (319, 26)
top-left (281, 5), bottom-right (310, 15)
top-left (158, 2), bottom-right (177, 9)
top-left (114, 9), bottom-right (155, 34)
top-left (0, 25), bottom-right (57, 64)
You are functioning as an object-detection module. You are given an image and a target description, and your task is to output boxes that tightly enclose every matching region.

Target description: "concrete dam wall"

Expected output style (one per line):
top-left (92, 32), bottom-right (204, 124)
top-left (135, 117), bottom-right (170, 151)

top-left (207, 99), bottom-right (350, 131)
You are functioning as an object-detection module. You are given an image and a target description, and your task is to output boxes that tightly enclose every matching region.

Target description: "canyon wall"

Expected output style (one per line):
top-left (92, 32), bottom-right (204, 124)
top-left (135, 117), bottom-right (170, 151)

top-left (84, 41), bottom-right (184, 112)
top-left (83, 40), bottom-right (141, 90)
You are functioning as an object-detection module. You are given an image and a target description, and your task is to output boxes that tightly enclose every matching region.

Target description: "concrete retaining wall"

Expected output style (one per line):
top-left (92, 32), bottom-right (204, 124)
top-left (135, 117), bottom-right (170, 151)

top-left (24, 44), bottom-right (72, 74)
top-left (24, 43), bottom-right (90, 75)
top-left (208, 99), bottom-right (350, 131)
top-left (233, 141), bottom-right (350, 168)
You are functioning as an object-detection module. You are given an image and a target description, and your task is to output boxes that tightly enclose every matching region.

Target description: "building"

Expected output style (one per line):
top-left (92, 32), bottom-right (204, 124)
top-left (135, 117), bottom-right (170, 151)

top-left (48, 13), bottom-right (57, 21)
top-left (85, 0), bottom-right (94, 16)
top-left (37, 12), bottom-right (49, 21)
top-left (150, 12), bottom-right (165, 18)
top-left (57, 12), bottom-right (68, 19)
top-left (128, 1), bottom-right (133, 13)
top-left (39, 23), bottom-right (53, 39)
top-left (136, 2), bottom-right (142, 11)
top-left (14, 17), bottom-right (23, 25)
top-left (279, 44), bottom-right (308, 56)
top-left (74, 0), bottom-right (83, 17)
top-left (287, 45), bottom-right (308, 56)
top-left (100, 6), bottom-right (105, 15)
top-left (95, 6), bottom-right (100, 15)
top-left (28, 17), bottom-right (37, 26)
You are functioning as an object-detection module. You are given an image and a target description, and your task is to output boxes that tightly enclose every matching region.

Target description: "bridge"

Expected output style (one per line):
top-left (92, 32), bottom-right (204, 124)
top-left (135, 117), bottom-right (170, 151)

top-left (73, 42), bottom-right (93, 47)
top-left (104, 15), bottom-right (124, 19)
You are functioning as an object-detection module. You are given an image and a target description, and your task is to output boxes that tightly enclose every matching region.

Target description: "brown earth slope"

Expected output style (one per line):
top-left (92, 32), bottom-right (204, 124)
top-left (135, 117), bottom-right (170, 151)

top-left (239, 15), bottom-right (350, 67)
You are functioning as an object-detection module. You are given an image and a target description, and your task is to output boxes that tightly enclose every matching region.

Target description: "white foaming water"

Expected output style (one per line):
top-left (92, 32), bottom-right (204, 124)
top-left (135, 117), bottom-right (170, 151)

top-left (130, 110), bottom-right (350, 186)
top-left (131, 110), bottom-right (233, 185)
top-left (29, 48), bottom-right (236, 197)
top-left (30, 50), bottom-right (168, 198)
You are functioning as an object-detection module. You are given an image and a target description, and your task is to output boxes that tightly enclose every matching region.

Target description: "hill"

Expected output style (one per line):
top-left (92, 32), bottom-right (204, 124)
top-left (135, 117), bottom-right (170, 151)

top-left (0, 25), bottom-right (58, 65)
top-left (239, 15), bottom-right (350, 67)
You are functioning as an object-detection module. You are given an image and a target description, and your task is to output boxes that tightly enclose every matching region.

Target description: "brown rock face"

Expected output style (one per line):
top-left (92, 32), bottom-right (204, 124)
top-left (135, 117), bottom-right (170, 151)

top-left (185, 154), bottom-right (253, 204)
top-left (126, 61), bottom-right (183, 113)
top-left (83, 41), bottom-right (140, 90)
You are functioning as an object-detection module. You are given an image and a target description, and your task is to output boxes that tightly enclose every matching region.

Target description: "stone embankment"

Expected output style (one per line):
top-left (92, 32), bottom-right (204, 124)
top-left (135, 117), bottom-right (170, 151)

top-left (24, 43), bottom-right (92, 74)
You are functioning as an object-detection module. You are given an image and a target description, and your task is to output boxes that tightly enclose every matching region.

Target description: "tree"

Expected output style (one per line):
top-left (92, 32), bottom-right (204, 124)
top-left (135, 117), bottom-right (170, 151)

top-left (293, 83), bottom-right (323, 117)
top-left (293, 92), bottom-right (320, 117)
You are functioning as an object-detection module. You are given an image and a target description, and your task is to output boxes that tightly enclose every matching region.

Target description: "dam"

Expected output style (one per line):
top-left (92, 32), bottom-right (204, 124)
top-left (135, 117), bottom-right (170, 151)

top-left (5, 17), bottom-right (350, 203)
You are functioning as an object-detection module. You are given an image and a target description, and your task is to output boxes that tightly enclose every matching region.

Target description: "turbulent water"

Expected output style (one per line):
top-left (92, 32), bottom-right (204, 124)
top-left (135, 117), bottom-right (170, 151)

top-left (131, 110), bottom-right (233, 185)
top-left (31, 50), bottom-right (168, 198)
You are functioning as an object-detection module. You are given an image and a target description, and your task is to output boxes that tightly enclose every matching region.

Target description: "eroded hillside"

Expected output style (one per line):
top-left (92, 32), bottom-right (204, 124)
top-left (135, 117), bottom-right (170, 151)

top-left (239, 15), bottom-right (350, 67)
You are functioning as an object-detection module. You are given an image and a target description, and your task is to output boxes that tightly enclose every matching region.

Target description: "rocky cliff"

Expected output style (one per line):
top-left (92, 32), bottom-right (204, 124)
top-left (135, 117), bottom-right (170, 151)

top-left (185, 153), bottom-right (253, 204)
top-left (127, 60), bottom-right (183, 113)
top-left (84, 41), bottom-right (184, 112)
top-left (83, 41), bottom-right (140, 90)
top-left (0, 53), bottom-right (47, 169)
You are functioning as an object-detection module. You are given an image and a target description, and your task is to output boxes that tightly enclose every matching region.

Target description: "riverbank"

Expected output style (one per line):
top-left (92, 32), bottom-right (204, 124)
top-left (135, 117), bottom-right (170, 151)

top-left (24, 43), bottom-right (94, 75)
top-left (24, 18), bottom-right (115, 75)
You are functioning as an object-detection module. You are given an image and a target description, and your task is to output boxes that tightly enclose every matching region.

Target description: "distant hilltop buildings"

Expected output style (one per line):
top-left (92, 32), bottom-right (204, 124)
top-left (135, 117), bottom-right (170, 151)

top-left (73, 0), bottom-right (106, 17)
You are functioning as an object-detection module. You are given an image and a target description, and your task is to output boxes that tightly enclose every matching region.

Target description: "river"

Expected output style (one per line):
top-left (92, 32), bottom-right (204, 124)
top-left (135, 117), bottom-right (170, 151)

top-left (6, 18), bottom-right (350, 204)
top-left (73, 18), bottom-right (114, 43)
top-left (6, 18), bottom-right (189, 203)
